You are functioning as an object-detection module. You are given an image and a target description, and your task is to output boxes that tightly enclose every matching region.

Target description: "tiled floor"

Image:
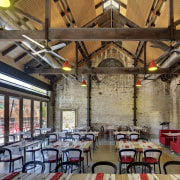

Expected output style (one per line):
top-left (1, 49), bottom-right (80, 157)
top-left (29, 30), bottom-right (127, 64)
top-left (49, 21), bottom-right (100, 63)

top-left (0, 135), bottom-right (179, 174)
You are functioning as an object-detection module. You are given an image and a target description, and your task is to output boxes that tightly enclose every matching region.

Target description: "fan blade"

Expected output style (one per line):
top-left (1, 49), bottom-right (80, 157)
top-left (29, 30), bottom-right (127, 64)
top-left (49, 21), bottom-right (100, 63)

top-left (22, 34), bottom-right (45, 49)
top-left (49, 51), bottom-right (65, 61)
top-left (32, 49), bottom-right (47, 55)
top-left (50, 43), bottom-right (66, 51)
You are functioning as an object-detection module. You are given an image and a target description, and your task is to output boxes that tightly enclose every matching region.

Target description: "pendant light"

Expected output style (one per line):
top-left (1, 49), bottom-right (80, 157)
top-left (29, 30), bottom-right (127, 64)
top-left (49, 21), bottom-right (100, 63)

top-left (136, 80), bottom-right (142, 87)
top-left (81, 80), bottom-right (87, 87)
top-left (62, 60), bottom-right (71, 71)
top-left (0, 0), bottom-right (11, 8)
top-left (148, 60), bottom-right (157, 71)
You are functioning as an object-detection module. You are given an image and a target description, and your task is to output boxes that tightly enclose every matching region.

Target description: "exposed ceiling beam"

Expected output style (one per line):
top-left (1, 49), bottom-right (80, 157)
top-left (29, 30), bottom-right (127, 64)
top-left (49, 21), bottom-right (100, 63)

top-left (0, 28), bottom-right (178, 41)
top-left (24, 67), bottom-right (180, 75)
top-left (2, 44), bottom-right (17, 56)
top-left (14, 52), bottom-right (27, 62)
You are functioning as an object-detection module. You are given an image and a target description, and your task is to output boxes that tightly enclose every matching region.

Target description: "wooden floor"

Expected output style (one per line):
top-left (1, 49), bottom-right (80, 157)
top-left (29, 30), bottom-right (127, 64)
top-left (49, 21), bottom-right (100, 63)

top-left (0, 135), bottom-right (179, 174)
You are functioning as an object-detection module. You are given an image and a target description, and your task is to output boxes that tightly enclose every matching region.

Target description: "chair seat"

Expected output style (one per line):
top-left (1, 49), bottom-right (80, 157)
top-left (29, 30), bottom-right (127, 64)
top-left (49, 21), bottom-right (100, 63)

top-left (1, 155), bottom-right (22, 162)
top-left (83, 148), bottom-right (90, 152)
top-left (69, 157), bottom-right (84, 162)
top-left (49, 139), bottom-right (57, 142)
top-left (119, 156), bottom-right (134, 163)
top-left (142, 157), bottom-right (158, 164)
top-left (44, 155), bottom-right (62, 163)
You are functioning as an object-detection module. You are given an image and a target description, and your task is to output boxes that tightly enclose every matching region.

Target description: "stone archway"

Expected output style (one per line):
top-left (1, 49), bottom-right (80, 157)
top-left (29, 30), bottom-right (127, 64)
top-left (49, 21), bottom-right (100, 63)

top-left (98, 58), bottom-right (124, 67)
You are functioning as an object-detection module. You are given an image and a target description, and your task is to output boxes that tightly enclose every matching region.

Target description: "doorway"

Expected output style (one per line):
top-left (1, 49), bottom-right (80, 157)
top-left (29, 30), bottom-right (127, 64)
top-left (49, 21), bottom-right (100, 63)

top-left (61, 109), bottom-right (76, 131)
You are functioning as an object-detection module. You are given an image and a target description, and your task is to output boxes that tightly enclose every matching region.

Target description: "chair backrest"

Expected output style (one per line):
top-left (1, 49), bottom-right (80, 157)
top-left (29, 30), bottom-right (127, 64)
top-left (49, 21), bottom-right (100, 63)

top-left (22, 160), bottom-right (45, 173)
top-left (115, 134), bottom-right (126, 140)
top-left (129, 133), bottom-right (139, 141)
top-left (0, 148), bottom-right (12, 160)
top-left (127, 162), bottom-right (152, 174)
top-left (143, 149), bottom-right (162, 161)
top-left (72, 134), bottom-right (81, 141)
top-left (55, 161), bottom-right (81, 173)
top-left (48, 133), bottom-right (58, 140)
top-left (41, 148), bottom-right (60, 163)
top-left (119, 149), bottom-right (137, 159)
top-left (80, 137), bottom-right (91, 141)
top-left (85, 133), bottom-right (95, 141)
top-left (163, 161), bottom-right (180, 174)
top-left (92, 161), bottom-right (117, 174)
top-left (63, 137), bottom-right (75, 142)
top-left (64, 148), bottom-right (82, 161)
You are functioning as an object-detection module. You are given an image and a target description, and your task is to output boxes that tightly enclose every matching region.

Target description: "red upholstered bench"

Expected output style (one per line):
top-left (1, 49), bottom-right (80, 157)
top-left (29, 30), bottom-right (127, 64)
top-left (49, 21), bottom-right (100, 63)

top-left (170, 135), bottom-right (180, 154)
top-left (159, 129), bottom-right (180, 146)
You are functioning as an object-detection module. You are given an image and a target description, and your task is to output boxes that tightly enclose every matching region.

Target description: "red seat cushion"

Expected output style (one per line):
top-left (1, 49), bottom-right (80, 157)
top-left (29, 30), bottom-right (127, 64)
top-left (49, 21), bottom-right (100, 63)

top-left (83, 148), bottom-right (90, 152)
top-left (1, 155), bottom-right (22, 162)
top-left (44, 155), bottom-right (62, 163)
top-left (142, 157), bottom-right (158, 163)
top-left (119, 156), bottom-right (134, 163)
top-left (69, 157), bottom-right (84, 162)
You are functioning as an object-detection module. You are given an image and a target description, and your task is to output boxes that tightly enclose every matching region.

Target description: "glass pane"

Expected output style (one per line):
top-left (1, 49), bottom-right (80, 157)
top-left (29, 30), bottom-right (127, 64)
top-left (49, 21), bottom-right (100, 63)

top-left (9, 97), bottom-right (19, 134)
top-left (0, 95), bottom-right (4, 145)
top-left (62, 110), bottom-right (75, 130)
top-left (42, 102), bottom-right (47, 128)
top-left (34, 101), bottom-right (40, 130)
top-left (23, 99), bottom-right (31, 132)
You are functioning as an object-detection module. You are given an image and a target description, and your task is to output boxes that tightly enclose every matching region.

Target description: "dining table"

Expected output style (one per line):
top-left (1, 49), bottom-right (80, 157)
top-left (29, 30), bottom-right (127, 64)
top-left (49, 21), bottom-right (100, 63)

top-left (0, 172), bottom-right (179, 180)
top-left (163, 132), bottom-right (180, 141)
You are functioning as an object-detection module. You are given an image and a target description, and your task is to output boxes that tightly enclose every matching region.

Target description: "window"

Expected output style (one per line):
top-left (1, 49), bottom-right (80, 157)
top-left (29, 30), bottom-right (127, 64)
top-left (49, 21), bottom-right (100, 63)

top-left (9, 97), bottom-right (19, 134)
top-left (0, 73), bottom-right (48, 96)
top-left (34, 101), bottom-right (40, 130)
top-left (0, 95), bottom-right (4, 145)
top-left (23, 99), bottom-right (31, 132)
top-left (61, 110), bottom-right (76, 130)
top-left (42, 102), bottom-right (47, 128)
top-left (104, 0), bottom-right (119, 9)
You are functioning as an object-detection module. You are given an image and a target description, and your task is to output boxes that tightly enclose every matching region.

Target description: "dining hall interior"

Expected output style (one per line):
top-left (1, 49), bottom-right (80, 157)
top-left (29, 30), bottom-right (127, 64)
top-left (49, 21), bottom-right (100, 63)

top-left (0, 0), bottom-right (180, 179)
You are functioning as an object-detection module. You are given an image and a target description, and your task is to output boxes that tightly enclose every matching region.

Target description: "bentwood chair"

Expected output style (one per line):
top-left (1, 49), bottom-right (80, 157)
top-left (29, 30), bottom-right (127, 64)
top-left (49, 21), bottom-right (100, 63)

top-left (92, 161), bottom-right (117, 174)
top-left (85, 133), bottom-right (96, 151)
top-left (71, 133), bottom-right (81, 141)
top-left (55, 161), bottom-right (81, 173)
top-left (127, 162), bottom-right (152, 174)
top-left (142, 149), bottom-right (162, 174)
top-left (41, 148), bottom-right (62, 173)
top-left (48, 133), bottom-right (58, 144)
top-left (119, 149), bottom-right (137, 174)
top-left (0, 148), bottom-right (23, 172)
top-left (22, 160), bottom-right (45, 173)
top-left (129, 133), bottom-right (139, 141)
top-left (64, 148), bottom-right (84, 173)
top-left (163, 161), bottom-right (180, 174)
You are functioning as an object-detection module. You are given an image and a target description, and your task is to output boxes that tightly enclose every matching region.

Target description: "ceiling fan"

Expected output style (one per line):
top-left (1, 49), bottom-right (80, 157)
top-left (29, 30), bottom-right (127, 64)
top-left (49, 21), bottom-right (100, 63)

top-left (22, 34), bottom-right (66, 60)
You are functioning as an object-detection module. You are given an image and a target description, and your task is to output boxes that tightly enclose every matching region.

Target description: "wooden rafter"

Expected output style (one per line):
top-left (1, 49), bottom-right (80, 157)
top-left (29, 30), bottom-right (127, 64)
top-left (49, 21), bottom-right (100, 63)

top-left (0, 28), bottom-right (178, 41)
top-left (24, 67), bottom-right (180, 75)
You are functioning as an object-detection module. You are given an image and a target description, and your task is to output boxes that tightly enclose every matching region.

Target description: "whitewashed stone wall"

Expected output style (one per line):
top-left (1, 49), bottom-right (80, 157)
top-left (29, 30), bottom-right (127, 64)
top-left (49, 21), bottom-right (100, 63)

top-left (137, 78), bottom-right (170, 135)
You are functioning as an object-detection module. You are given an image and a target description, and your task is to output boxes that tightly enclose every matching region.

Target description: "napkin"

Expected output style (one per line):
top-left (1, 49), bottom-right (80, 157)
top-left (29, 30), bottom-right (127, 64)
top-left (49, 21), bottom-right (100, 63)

top-left (2, 172), bottom-right (20, 180)
top-left (125, 145), bottom-right (129, 148)
top-left (142, 141), bottom-right (146, 143)
top-left (50, 172), bottom-right (63, 180)
top-left (11, 145), bottom-right (19, 147)
top-left (53, 145), bottom-right (59, 148)
top-left (147, 146), bottom-right (152, 148)
top-left (95, 173), bottom-right (104, 180)
top-left (75, 145), bottom-right (80, 148)
top-left (140, 174), bottom-right (148, 180)
top-left (123, 141), bottom-right (126, 143)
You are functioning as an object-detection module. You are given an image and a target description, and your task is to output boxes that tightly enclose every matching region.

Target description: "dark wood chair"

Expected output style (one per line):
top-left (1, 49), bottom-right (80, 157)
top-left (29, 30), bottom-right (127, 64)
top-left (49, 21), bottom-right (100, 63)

top-left (163, 160), bottom-right (180, 174)
top-left (0, 148), bottom-right (23, 172)
top-left (92, 161), bottom-right (117, 174)
top-left (22, 160), bottom-right (45, 173)
top-left (127, 162), bottom-right (152, 174)
top-left (41, 148), bottom-right (62, 173)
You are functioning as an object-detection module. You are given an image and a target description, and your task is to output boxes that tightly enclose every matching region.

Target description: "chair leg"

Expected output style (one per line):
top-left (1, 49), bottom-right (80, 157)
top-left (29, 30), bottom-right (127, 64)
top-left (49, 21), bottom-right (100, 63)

top-left (89, 148), bottom-right (92, 161)
top-left (154, 164), bottom-right (155, 173)
top-left (49, 163), bottom-right (51, 173)
top-left (12, 161), bottom-right (14, 172)
top-left (9, 162), bottom-right (11, 173)
top-left (119, 162), bottom-right (121, 174)
top-left (86, 152), bottom-right (88, 166)
top-left (82, 160), bottom-right (84, 173)
top-left (158, 163), bottom-right (161, 174)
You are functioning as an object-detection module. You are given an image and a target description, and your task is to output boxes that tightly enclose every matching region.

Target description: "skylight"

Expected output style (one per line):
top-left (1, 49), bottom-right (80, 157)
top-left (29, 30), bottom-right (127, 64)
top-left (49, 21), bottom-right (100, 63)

top-left (104, 0), bottom-right (119, 9)
top-left (0, 73), bottom-right (48, 96)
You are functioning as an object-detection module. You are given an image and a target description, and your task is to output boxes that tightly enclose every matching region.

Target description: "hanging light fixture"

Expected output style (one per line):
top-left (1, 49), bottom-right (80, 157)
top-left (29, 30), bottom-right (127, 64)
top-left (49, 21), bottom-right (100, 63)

top-left (62, 60), bottom-right (71, 71)
top-left (136, 80), bottom-right (142, 87)
top-left (0, 0), bottom-right (11, 8)
top-left (81, 80), bottom-right (87, 87)
top-left (148, 60), bottom-right (157, 71)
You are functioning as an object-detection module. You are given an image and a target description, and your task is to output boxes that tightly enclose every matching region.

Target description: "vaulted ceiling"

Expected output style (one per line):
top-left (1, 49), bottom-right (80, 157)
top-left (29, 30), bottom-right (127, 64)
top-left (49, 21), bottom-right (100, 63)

top-left (0, 0), bottom-right (180, 85)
